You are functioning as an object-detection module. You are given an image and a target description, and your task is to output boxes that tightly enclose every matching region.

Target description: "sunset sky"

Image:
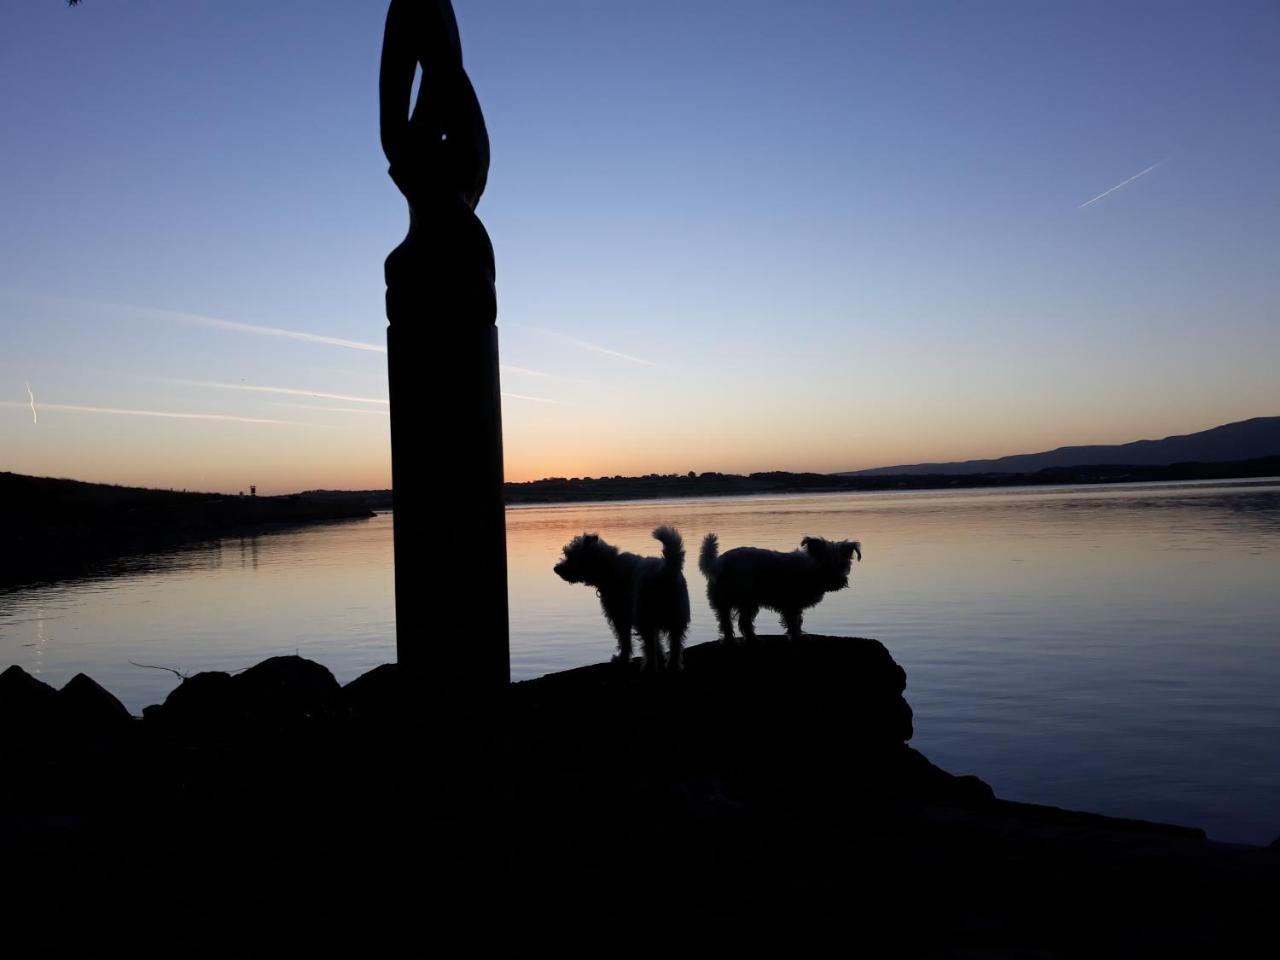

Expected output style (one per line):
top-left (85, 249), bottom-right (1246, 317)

top-left (2, 1), bottom-right (1277, 493)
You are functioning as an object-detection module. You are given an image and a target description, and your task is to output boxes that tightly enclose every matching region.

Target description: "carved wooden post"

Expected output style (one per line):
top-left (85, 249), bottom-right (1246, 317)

top-left (381, 0), bottom-right (509, 724)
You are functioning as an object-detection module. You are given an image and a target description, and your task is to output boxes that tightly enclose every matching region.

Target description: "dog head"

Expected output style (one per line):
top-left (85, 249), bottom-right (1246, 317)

top-left (554, 532), bottom-right (619, 586)
top-left (800, 536), bottom-right (861, 591)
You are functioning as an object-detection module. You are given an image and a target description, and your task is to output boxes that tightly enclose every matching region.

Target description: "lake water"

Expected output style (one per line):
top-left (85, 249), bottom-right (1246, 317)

top-left (2, 480), bottom-right (1278, 844)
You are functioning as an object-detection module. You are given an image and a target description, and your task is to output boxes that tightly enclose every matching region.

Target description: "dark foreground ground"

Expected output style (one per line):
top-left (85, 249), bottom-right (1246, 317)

top-left (2, 635), bottom-right (1276, 954)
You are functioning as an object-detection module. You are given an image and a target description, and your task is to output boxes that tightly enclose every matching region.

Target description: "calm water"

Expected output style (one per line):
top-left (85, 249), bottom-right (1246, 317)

top-left (2, 480), bottom-right (1278, 844)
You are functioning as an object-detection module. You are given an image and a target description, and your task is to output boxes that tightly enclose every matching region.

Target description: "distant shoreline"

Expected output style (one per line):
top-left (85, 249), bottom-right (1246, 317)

top-left (501, 456), bottom-right (1280, 505)
top-left (1, 471), bottom-right (375, 589)
top-left (5, 458), bottom-right (1275, 587)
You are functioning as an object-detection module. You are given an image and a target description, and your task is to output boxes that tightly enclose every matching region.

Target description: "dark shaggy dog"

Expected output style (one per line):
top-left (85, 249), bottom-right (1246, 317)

top-left (554, 526), bottom-right (690, 671)
top-left (699, 534), bottom-right (861, 642)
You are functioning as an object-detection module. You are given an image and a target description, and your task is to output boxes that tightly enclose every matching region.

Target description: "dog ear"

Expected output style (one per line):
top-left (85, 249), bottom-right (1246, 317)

top-left (801, 536), bottom-right (821, 554)
top-left (841, 541), bottom-right (862, 562)
top-left (584, 533), bottom-right (598, 544)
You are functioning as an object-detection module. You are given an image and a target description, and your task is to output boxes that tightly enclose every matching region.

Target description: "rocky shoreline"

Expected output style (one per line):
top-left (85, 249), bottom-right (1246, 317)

top-left (2, 635), bottom-right (1275, 951)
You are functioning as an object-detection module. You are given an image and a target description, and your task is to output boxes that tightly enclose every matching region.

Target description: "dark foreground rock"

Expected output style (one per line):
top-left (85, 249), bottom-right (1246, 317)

top-left (144, 655), bottom-right (342, 736)
top-left (55, 673), bottom-right (132, 731)
top-left (0, 636), bottom-right (1275, 954)
top-left (0, 664), bottom-right (57, 725)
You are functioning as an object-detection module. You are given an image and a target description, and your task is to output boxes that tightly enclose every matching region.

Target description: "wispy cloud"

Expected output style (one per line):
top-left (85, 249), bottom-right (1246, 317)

top-left (163, 378), bottom-right (389, 406)
top-left (1078, 158), bottom-right (1166, 209)
top-left (511, 323), bottom-right (664, 368)
top-left (501, 392), bottom-right (560, 404)
top-left (14, 294), bottom-right (386, 354)
top-left (25, 383), bottom-right (37, 424)
top-left (168, 311), bottom-right (386, 353)
top-left (267, 401), bottom-right (391, 417)
top-left (174, 379), bottom-right (556, 408)
top-left (1, 400), bottom-right (308, 425)
top-left (500, 364), bottom-right (556, 379)
top-left (499, 364), bottom-right (598, 390)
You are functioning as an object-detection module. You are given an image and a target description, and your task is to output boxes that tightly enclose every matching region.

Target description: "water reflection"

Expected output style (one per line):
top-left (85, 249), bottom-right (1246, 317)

top-left (0, 481), bottom-right (1278, 842)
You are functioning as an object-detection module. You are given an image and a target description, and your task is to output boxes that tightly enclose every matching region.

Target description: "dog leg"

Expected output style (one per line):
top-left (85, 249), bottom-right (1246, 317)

top-left (638, 627), bottom-right (662, 673)
top-left (714, 604), bottom-right (736, 644)
top-left (612, 620), bottom-right (634, 665)
top-left (666, 628), bottom-right (686, 671)
top-left (781, 609), bottom-right (803, 641)
top-left (738, 605), bottom-right (759, 643)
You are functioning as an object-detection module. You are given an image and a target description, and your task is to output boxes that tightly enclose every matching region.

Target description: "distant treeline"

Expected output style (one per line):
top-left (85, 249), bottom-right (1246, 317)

top-left (502, 456), bottom-right (1280, 504)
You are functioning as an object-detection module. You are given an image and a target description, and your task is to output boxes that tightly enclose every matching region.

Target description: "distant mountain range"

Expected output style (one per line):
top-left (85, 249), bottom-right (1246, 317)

top-left (845, 417), bottom-right (1280, 477)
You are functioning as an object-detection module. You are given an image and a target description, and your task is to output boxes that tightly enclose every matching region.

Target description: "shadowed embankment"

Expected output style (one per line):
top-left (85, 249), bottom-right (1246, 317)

top-left (0, 471), bottom-right (376, 588)
top-left (1, 636), bottom-right (1276, 951)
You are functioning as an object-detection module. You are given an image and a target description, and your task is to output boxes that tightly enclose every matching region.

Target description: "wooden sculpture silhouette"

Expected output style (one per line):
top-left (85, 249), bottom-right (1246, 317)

top-left (380, 0), bottom-right (509, 718)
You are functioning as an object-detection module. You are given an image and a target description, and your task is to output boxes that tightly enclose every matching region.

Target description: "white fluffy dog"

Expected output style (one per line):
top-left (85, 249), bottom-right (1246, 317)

top-left (554, 526), bottom-right (691, 671)
top-left (699, 534), bottom-right (861, 642)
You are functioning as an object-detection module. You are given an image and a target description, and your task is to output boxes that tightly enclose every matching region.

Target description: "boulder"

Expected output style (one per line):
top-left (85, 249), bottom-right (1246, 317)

top-left (0, 664), bottom-right (58, 725)
top-left (507, 634), bottom-right (933, 813)
top-left (152, 670), bottom-right (238, 730)
top-left (232, 655), bottom-right (341, 725)
top-left (341, 663), bottom-right (400, 723)
top-left (56, 673), bottom-right (133, 731)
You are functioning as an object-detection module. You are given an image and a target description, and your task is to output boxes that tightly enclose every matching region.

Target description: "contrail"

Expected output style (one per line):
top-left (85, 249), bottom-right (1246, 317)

top-left (170, 311), bottom-right (386, 353)
top-left (25, 382), bottom-right (37, 424)
top-left (172, 377), bottom-right (557, 407)
top-left (500, 364), bottom-right (598, 388)
top-left (500, 364), bottom-right (552, 378)
top-left (501, 392), bottom-right (559, 404)
top-left (267, 401), bottom-right (392, 417)
top-left (511, 323), bottom-right (662, 368)
top-left (1079, 159), bottom-right (1166, 209)
top-left (0, 400), bottom-right (306, 425)
top-left (163, 378), bottom-right (389, 405)
top-left (17, 296), bottom-right (387, 354)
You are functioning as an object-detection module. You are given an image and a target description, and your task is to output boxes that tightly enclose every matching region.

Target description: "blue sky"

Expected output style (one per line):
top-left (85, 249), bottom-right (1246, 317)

top-left (2, 1), bottom-right (1277, 491)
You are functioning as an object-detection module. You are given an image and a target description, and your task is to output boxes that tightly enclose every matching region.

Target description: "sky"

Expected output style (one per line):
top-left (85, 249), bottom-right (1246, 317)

top-left (1, 1), bottom-right (1277, 493)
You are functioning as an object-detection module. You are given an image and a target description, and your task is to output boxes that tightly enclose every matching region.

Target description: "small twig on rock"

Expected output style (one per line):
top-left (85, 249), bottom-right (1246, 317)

top-left (128, 660), bottom-right (189, 681)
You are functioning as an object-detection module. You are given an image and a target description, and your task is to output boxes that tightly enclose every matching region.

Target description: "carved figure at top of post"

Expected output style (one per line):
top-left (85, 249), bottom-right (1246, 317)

top-left (380, 0), bottom-right (495, 326)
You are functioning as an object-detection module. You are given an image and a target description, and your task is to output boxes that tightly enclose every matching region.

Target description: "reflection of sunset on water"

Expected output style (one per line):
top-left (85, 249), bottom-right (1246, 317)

top-left (7, 481), bottom-right (1275, 840)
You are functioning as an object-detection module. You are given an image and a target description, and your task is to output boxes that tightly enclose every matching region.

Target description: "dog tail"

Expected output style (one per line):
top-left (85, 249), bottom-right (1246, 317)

top-left (698, 532), bottom-right (719, 580)
top-left (652, 526), bottom-right (685, 573)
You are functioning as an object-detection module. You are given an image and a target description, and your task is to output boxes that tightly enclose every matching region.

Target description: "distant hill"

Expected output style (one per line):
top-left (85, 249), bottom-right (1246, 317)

top-left (845, 417), bottom-right (1280, 477)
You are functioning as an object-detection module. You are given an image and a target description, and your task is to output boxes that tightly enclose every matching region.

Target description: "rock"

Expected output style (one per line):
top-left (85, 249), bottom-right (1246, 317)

top-left (0, 664), bottom-right (58, 724)
top-left (144, 657), bottom-right (342, 734)
top-left (896, 747), bottom-right (996, 806)
top-left (507, 635), bottom-right (928, 814)
top-left (56, 673), bottom-right (132, 730)
top-left (232, 655), bottom-right (341, 725)
top-left (341, 663), bottom-right (400, 723)
top-left (154, 671), bottom-right (238, 730)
